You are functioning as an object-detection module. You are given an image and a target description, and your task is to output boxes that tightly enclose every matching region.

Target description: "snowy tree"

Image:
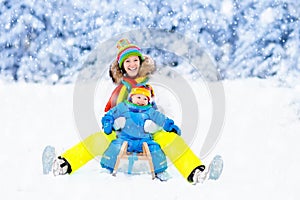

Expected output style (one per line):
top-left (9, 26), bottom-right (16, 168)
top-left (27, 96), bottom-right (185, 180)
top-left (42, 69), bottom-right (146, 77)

top-left (217, 0), bottom-right (300, 80)
top-left (0, 0), bottom-right (299, 84)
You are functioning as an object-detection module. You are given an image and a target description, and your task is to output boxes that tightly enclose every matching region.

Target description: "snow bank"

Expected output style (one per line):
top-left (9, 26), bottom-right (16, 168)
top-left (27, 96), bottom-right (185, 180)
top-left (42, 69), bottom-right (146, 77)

top-left (0, 78), bottom-right (299, 200)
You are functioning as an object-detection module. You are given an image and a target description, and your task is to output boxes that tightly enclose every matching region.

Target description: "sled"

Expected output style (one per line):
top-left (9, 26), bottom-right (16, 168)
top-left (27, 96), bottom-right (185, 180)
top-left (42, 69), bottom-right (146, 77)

top-left (112, 141), bottom-right (155, 179)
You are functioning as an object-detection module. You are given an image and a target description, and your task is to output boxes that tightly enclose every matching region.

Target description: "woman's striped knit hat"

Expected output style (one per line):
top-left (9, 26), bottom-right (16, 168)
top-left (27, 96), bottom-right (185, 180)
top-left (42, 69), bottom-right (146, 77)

top-left (116, 38), bottom-right (144, 68)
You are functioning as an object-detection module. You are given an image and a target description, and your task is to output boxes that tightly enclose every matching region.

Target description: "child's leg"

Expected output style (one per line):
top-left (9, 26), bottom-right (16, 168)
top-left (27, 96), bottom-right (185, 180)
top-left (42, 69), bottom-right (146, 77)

top-left (153, 130), bottom-right (203, 180)
top-left (100, 138), bottom-right (124, 172)
top-left (147, 141), bottom-right (168, 174)
top-left (61, 131), bottom-right (116, 173)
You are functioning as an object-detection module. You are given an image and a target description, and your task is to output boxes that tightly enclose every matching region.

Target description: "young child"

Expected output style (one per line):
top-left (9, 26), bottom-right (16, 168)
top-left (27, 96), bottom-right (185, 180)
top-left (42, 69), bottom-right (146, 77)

top-left (100, 84), bottom-right (181, 178)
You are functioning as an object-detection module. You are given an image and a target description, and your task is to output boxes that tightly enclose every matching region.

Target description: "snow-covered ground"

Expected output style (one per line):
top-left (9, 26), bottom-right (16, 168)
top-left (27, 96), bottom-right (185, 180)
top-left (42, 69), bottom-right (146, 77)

top-left (1, 78), bottom-right (300, 200)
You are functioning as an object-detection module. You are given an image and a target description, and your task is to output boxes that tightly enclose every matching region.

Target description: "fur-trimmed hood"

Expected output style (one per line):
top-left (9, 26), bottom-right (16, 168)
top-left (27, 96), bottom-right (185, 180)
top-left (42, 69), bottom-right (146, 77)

top-left (109, 55), bottom-right (156, 84)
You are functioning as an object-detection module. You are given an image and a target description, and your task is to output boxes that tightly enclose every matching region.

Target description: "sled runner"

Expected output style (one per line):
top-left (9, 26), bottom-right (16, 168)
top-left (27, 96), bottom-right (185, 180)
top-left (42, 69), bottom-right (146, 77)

top-left (112, 141), bottom-right (155, 179)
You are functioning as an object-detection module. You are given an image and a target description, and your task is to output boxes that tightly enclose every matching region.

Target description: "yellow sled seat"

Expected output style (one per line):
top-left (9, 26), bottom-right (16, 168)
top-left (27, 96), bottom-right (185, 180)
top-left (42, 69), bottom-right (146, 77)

top-left (62, 131), bottom-right (116, 173)
top-left (153, 130), bottom-right (203, 179)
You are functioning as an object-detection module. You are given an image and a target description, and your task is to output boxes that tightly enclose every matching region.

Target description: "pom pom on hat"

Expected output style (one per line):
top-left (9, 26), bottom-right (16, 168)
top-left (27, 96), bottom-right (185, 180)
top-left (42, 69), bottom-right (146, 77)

top-left (116, 38), bottom-right (144, 68)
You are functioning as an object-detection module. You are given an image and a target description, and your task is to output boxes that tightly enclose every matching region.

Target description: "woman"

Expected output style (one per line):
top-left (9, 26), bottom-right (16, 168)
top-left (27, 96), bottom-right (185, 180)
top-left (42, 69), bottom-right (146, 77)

top-left (53, 39), bottom-right (206, 184)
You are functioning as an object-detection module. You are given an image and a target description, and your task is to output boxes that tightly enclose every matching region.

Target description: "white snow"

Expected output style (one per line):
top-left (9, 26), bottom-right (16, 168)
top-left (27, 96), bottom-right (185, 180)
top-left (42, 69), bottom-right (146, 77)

top-left (260, 7), bottom-right (275, 25)
top-left (221, 0), bottom-right (233, 17)
top-left (1, 78), bottom-right (300, 200)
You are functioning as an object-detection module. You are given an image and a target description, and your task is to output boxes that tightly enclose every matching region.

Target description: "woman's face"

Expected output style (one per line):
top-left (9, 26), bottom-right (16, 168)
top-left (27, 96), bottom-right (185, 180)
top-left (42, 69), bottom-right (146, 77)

top-left (123, 56), bottom-right (140, 78)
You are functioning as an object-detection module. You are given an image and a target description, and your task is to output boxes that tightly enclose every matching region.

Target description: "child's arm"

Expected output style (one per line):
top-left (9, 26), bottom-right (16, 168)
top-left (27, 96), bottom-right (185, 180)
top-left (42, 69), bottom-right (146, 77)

top-left (163, 118), bottom-right (181, 135)
top-left (101, 114), bottom-right (114, 134)
top-left (148, 108), bottom-right (181, 135)
top-left (101, 103), bottom-right (126, 134)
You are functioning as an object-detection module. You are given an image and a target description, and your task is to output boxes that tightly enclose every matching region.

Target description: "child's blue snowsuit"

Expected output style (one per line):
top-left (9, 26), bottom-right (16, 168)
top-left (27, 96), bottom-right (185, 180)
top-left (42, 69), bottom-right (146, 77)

top-left (100, 100), bottom-right (169, 174)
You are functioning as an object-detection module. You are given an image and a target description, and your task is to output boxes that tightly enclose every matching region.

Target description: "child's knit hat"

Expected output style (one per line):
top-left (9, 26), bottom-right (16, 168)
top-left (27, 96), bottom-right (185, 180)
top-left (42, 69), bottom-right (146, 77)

top-left (129, 85), bottom-right (154, 101)
top-left (116, 38), bottom-right (144, 68)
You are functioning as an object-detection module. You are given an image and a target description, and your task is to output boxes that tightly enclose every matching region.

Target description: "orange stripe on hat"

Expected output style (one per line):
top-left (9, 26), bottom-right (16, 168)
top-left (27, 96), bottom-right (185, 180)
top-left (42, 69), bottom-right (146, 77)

top-left (116, 38), bottom-right (144, 68)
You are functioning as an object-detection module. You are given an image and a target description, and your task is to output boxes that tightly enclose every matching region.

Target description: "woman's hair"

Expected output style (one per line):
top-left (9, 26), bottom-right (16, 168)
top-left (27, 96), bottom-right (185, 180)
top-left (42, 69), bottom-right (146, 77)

top-left (109, 55), bottom-right (156, 84)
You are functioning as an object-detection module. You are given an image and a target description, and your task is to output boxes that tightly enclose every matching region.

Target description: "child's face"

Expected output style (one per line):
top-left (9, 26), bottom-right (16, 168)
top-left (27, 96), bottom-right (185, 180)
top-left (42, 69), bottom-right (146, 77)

top-left (131, 94), bottom-right (149, 106)
top-left (123, 56), bottom-right (140, 78)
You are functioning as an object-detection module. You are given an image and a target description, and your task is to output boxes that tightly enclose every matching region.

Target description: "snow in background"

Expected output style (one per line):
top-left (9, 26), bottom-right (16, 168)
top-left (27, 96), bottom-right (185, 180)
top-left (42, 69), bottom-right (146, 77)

top-left (0, 0), bottom-right (300, 85)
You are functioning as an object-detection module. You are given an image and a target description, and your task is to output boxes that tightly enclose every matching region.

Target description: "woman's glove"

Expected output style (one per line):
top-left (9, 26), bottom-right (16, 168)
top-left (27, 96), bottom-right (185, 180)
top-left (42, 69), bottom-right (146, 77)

top-left (163, 118), bottom-right (181, 136)
top-left (113, 117), bottom-right (126, 131)
top-left (144, 120), bottom-right (161, 133)
top-left (101, 114), bottom-right (114, 134)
